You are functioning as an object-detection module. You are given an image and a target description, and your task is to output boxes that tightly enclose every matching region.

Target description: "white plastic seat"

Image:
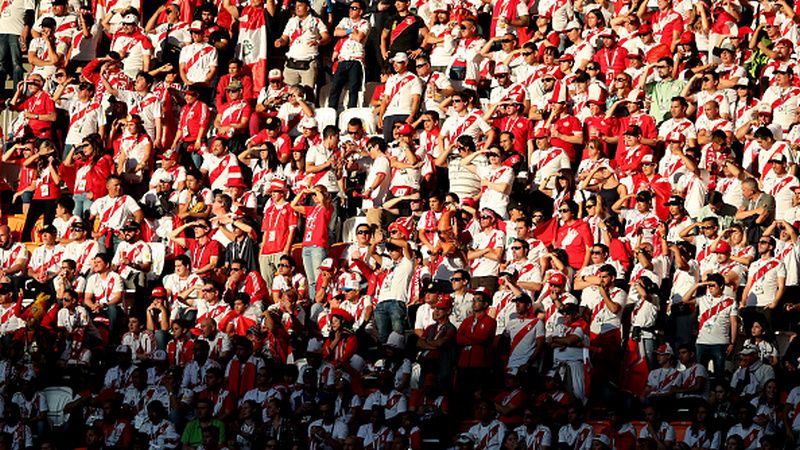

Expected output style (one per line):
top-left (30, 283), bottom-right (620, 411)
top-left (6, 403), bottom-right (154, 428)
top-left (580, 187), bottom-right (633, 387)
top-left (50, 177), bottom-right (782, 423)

top-left (314, 107), bottom-right (338, 130)
top-left (147, 242), bottom-right (166, 282)
top-left (43, 386), bottom-right (73, 427)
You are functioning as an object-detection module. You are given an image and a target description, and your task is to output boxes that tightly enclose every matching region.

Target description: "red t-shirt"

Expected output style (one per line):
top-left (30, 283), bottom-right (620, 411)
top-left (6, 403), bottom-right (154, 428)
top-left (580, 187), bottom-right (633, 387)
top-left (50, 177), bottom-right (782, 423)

top-left (550, 115), bottom-right (582, 162)
top-left (33, 169), bottom-right (60, 200)
top-left (584, 115), bottom-right (619, 157)
top-left (493, 116), bottom-right (534, 155)
top-left (16, 91), bottom-right (56, 138)
top-left (178, 100), bottom-right (211, 144)
top-left (302, 205), bottom-right (333, 248)
top-left (261, 201), bottom-right (298, 255)
top-left (555, 220), bottom-right (593, 269)
top-left (186, 238), bottom-right (223, 276)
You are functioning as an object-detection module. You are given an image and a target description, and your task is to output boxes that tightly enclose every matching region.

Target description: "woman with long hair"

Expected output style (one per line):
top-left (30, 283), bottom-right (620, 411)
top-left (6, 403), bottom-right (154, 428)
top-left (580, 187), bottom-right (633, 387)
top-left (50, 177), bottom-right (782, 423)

top-left (285, 144), bottom-right (308, 196)
top-left (539, 168), bottom-right (588, 216)
top-left (3, 140), bottom-right (38, 217)
top-left (238, 141), bottom-right (284, 210)
top-left (322, 308), bottom-right (359, 368)
top-left (629, 276), bottom-right (661, 369)
top-left (332, 369), bottom-right (363, 430)
top-left (63, 133), bottom-right (114, 217)
top-left (751, 379), bottom-right (780, 435)
top-left (743, 319), bottom-right (778, 366)
top-left (21, 139), bottom-right (61, 241)
top-left (114, 114), bottom-right (153, 197)
top-left (290, 186), bottom-right (334, 297)
top-left (553, 200), bottom-right (593, 270)
top-left (683, 402), bottom-right (722, 449)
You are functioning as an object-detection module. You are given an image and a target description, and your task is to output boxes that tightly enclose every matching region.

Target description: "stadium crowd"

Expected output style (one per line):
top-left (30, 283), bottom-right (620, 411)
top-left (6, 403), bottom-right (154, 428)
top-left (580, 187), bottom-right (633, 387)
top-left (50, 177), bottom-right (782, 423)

top-left (1, 0), bottom-right (800, 448)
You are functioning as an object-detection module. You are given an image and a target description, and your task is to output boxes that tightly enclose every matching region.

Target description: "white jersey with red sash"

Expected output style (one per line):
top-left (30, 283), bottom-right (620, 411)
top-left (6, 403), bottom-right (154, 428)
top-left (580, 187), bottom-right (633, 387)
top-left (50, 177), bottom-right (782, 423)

top-left (746, 257), bottom-right (785, 307)
top-left (696, 295), bottom-right (736, 345)
top-left (179, 42), bottom-right (217, 84)
top-left (558, 423), bottom-right (593, 450)
top-left (0, 242), bottom-right (29, 272)
top-left (86, 271), bottom-right (124, 305)
top-left (516, 424), bottom-right (552, 450)
top-left (113, 240), bottom-right (152, 278)
top-left (470, 228), bottom-right (505, 277)
top-left (65, 239), bottom-right (99, 275)
top-left (66, 99), bottom-right (101, 145)
top-left (29, 244), bottom-right (65, 278)
top-left (202, 152), bottom-right (242, 191)
top-left (505, 313), bottom-right (544, 373)
top-left (727, 423), bottom-right (764, 450)
top-left (383, 72), bottom-right (422, 117)
top-left (647, 367), bottom-right (681, 395)
top-left (584, 286), bottom-right (626, 339)
top-left (441, 109), bottom-right (490, 148)
top-left (762, 85), bottom-right (800, 132)
top-left (217, 100), bottom-right (249, 138)
top-left (469, 419), bottom-right (506, 450)
top-left (758, 141), bottom-right (794, 182)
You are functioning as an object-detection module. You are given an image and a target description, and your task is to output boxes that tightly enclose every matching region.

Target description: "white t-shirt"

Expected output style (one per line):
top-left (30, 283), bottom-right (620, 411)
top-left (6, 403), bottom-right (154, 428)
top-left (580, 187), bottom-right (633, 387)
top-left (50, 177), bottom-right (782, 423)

top-left (363, 154), bottom-right (391, 208)
top-left (378, 257), bottom-right (414, 304)
top-left (179, 42), bottom-right (218, 84)
top-left (383, 72), bottom-right (422, 117)
top-left (476, 165), bottom-right (514, 219)
top-left (85, 272), bottom-right (124, 305)
top-left (696, 294), bottom-right (737, 345)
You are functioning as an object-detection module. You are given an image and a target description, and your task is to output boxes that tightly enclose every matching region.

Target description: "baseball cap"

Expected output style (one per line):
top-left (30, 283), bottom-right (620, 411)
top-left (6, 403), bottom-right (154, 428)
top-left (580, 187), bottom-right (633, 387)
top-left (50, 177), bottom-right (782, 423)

top-left (160, 148), bottom-right (179, 161)
top-left (638, 24), bottom-right (653, 35)
top-left (319, 258), bottom-right (335, 271)
top-left (434, 294), bottom-right (454, 310)
top-left (641, 154), bottom-right (654, 164)
top-left (189, 20), bottom-right (205, 32)
top-left (564, 19), bottom-right (581, 31)
top-left (121, 220), bottom-right (140, 231)
top-left (268, 178), bottom-right (288, 192)
top-left (396, 123), bottom-right (414, 136)
top-left (549, 272), bottom-right (567, 286)
top-left (299, 117), bottom-right (318, 130)
top-left (769, 154), bottom-right (787, 164)
top-left (714, 240), bottom-right (732, 254)
top-left (226, 79), bottom-right (243, 91)
top-left (494, 63), bottom-right (510, 75)
top-left (226, 178), bottom-right (247, 188)
top-left (390, 52), bottom-right (409, 63)
top-left (664, 195), bottom-right (684, 206)
top-left (158, 173), bottom-right (175, 183)
top-left (665, 131), bottom-right (685, 143)
top-left (39, 224), bottom-right (57, 235)
top-left (152, 287), bottom-right (167, 298)
top-left (268, 69), bottom-right (283, 81)
top-left (655, 343), bottom-right (673, 355)
top-left (121, 14), bottom-right (138, 24)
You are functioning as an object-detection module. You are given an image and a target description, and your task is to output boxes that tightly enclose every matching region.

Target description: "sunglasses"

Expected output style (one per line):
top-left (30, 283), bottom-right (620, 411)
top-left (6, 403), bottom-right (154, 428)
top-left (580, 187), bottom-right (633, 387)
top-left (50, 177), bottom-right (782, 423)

top-left (277, 263), bottom-right (290, 268)
top-left (230, 267), bottom-right (243, 271)
top-left (480, 215), bottom-right (493, 220)
top-left (590, 250), bottom-right (604, 255)
top-left (502, 39), bottom-right (515, 43)
top-left (642, 163), bottom-right (655, 166)
top-left (202, 288), bottom-right (215, 292)
top-left (586, 204), bottom-right (596, 208)
top-left (522, 52), bottom-right (533, 56)
top-left (533, 214), bottom-right (543, 219)
top-left (349, 5), bottom-right (361, 9)
top-left (452, 99), bottom-right (463, 103)
top-left (615, 77), bottom-right (626, 82)
top-left (495, 73), bottom-right (508, 78)
top-left (511, 246), bottom-right (523, 250)
top-left (451, 277), bottom-right (464, 282)
top-left (356, 230), bottom-right (371, 235)
top-left (586, 66), bottom-right (599, 70)
top-left (656, 65), bottom-right (669, 69)
top-left (758, 240), bottom-right (771, 245)
top-left (415, 63), bottom-right (428, 68)
top-left (558, 208), bottom-right (570, 213)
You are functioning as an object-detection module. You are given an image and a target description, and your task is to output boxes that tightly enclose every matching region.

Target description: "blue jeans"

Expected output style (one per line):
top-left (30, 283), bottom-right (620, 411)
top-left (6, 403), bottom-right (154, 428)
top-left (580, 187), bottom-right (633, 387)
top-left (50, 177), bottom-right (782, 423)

top-left (642, 337), bottom-right (657, 370)
top-left (697, 343), bottom-right (727, 379)
top-left (374, 300), bottom-right (407, 344)
top-left (73, 192), bottom-right (92, 217)
top-left (302, 245), bottom-right (327, 299)
top-left (328, 60), bottom-right (363, 111)
top-left (0, 34), bottom-right (24, 96)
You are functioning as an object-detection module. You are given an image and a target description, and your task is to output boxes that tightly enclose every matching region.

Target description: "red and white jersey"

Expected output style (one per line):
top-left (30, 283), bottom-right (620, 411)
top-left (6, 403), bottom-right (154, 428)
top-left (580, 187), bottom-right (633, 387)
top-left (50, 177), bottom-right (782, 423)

top-left (638, 421), bottom-right (676, 443)
top-left (647, 367), bottom-right (681, 396)
top-left (469, 419), bottom-right (506, 450)
top-left (178, 187), bottom-right (214, 211)
top-left (726, 423), bottom-right (764, 450)
top-left (763, 174), bottom-right (799, 221)
top-left (695, 115), bottom-right (733, 137)
top-left (179, 42), bottom-right (218, 84)
top-left (335, 17), bottom-right (370, 61)
top-left (696, 294), bottom-right (737, 345)
top-left (112, 240), bottom-right (152, 278)
top-left (658, 117), bottom-right (697, 142)
top-left (149, 21), bottom-right (190, 52)
top-left (470, 228), bottom-right (505, 277)
top-left (0, 303), bottom-right (25, 336)
top-left (28, 37), bottom-right (68, 79)
top-left (340, 295), bottom-right (374, 329)
top-left (216, 100), bottom-right (250, 138)
top-left (363, 389), bottom-right (408, 420)
top-left (557, 423), bottom-right (593, 450)
top-left (440, 109), bottom-right (492, 147)
top-left (515, 424), bottom-right (552, 450)
top-left (117, 90), bottom-right (161, 139)
top-left (194, 300), bottom-right (232, 329)
top-left (201, 152), bottom-right (242, 191)
top-left (356, 424), bottom-right (394, 450)
top-left (746, 257), bottom-right (786, 308)
top-left (505, 313), bottom-right (544, 373)
top-left (29, 244), bottom-right (65, 278)
top-left (563, 40), bottom-right (594, 68)
top-left (758, 141), bottom-right (794, 182)
top-left (151, 166), bottom-right (187, 191)
top-left (65, 239), bottom-right (99, 275)
top-left (111, 30), bottom-right (154, 77)
top-left (163, 272), bottom-right (203, 305)
top-left (761, 84), bottom-right (800, 132)
top-left (695, 89), bottom-right (730, 119)
top-left (383, 72), bottom-right (422, 117)
top-left (85, 271), bottom-right (124, 305)
top-left (582, 286), bottom-right (626, 336)
top-left (0, 242), bottom-right (29, 272)
top-left (65, 98), bottom-right (101, 145)
top-left (283, 14), bottom-right (327, 61)
top-left (89, 195), bottom-right (141, 232)
top-left (34, 12), bottom-right (77, 43)
top-left (530, 147), bottom-right (570, 185)
top-left (121, 330), bottom-right (156, 362)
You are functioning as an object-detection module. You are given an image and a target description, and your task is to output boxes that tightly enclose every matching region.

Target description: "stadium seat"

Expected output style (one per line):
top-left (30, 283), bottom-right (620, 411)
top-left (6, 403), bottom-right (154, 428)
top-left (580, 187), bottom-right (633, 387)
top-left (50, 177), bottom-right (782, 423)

top-left (314, 107), bottom-right (338, 130)
top-left (43, 386), bottom-right (73, 428)
top-left (671, 421), bottom-right (691, 442)
top-left (341, 216), bottom-right (368, 243)
top-left (24, 242), bottom-right (39, 254)
top-left (338, 108), bottom-right (377, 135)
top-left (147, 242), bottom-right (166, 282)
top-left (588, 420), bottom-right (610, 435)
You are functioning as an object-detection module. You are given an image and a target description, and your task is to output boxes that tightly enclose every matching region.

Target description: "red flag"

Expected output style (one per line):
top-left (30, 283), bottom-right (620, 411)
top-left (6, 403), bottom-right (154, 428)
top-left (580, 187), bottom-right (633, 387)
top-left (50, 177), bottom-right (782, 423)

top-left (620, 338), bottom-right (649, 397)
top-left (533, 217), bottom-right (559, 247)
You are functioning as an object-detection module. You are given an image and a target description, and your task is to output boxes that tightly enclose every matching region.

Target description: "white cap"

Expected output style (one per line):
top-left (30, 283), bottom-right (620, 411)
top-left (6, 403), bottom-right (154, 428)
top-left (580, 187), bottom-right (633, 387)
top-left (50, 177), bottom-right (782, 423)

top-left (625, 88), bottom-right (644, 103)
top-left (268, 69), bottom-right (282, 80)
top-left (341, 272), bottom-right (361, 291)
top-left (494, 63), bottom-right (510, 75)
top-left (121, 14), bottom-right (138, 24)
top-left (299, 117), bottom-right (318, 130)
top-left (385, 331), bottom-right (405, 349)
top-left (116, 344), bottom-right (132, 354)
top-left (159, 172), bottom-right (175, 183)
top-left (593, 434), bottom-right (613, 446)
top-left (390, 52), bottom-right (409, 63)
top-left (565, 19), bottom-right (581, 30)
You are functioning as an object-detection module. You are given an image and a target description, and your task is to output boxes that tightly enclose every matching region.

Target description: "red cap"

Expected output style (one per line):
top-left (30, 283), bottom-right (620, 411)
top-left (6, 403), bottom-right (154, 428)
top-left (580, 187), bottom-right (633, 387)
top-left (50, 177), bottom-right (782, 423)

top-left (396, 123), bottom-right (415, 136)
top-left (462, 197), bottom-right (478, 208)
top-left (714, 240), bottom-right (732, 254)
top-left (226, 178), bottom-right (247, 189)
top-left (665, 131), bottom-right (685, 143)
top-left (152, 287), bottom-right (167, 298)
top-left (638, 24), bottom-right (653, 36)
top-left (330, 307), bottom-right (354, 323)
top-left (434, 294), bottom-right (454, 309)
top-left (548, 272), bottom-right (567, 286)
top-left (291, 140), bottom-right (307, 152)
top-left (388, 222), bottom-right (410, 239)
top-left (678, 31), bottom-right (694, 44)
